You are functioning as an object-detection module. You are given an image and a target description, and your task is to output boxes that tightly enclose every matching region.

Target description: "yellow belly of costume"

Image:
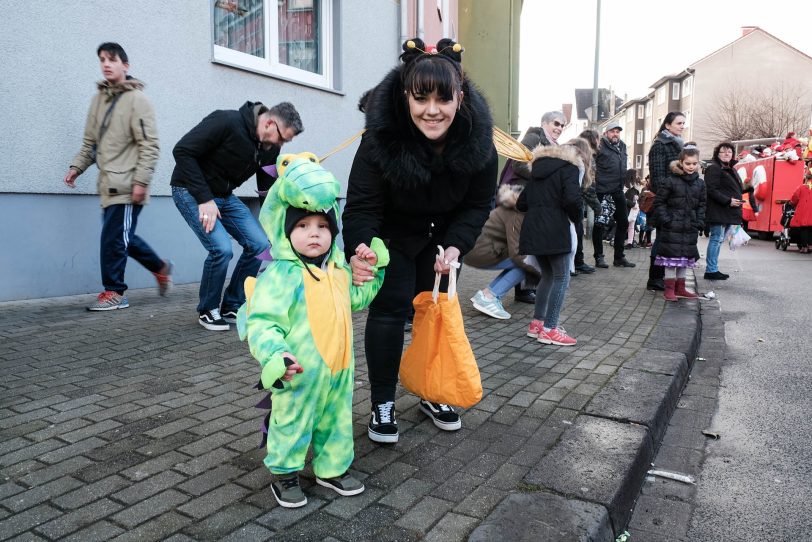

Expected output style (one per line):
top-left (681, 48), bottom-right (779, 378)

top-left (302, 263), bottom-right (352, 374)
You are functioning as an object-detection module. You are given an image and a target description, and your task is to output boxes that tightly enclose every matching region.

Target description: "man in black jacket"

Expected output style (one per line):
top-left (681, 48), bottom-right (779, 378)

top-left (593, 122), bottom-right (635, 268)
top-left (171, 101), bottom-right (303, 331)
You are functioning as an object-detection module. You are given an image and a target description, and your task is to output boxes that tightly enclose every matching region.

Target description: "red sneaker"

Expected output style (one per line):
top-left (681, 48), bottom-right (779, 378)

top-left (527, 319), bottom-right (545, 338)
top-left (544, 327), bottom-right (577, 346)
top-left (152, 260), bottom-right (174, 297)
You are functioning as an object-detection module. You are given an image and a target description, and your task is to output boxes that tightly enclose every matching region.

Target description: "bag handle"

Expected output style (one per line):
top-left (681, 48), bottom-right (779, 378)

top-left (432, 246), bottom-right (460, 303)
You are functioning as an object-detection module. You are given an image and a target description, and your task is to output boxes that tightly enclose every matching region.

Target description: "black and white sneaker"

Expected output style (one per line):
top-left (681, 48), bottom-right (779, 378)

top-left (220, 308), bottom-right (239, 324)
top-left (418, 399), bottom-right (462, 431)
top-left (198, 309), bottom-right (230, 331)
top-left (368, 401), bottom-right (398, 443)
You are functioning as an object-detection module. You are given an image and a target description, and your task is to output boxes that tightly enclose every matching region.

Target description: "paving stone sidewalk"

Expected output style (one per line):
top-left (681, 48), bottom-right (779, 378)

top-left (0, 246), bottom-right (700, 542)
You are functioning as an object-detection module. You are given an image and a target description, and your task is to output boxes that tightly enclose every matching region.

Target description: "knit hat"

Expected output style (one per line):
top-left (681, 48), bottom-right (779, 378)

top-left (284, 206), bottom-right (339, 240)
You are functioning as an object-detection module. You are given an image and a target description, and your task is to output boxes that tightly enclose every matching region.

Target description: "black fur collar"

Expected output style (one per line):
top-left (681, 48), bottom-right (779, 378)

top-left (360, 68), bottom-right (495, 190)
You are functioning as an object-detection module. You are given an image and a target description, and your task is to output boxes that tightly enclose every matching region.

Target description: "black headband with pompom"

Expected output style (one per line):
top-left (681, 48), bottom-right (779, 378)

top-left (399, 37), bottom-right (464, 65)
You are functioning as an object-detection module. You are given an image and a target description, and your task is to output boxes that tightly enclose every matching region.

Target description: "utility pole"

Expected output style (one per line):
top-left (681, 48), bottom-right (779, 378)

top-left (591, 0), bottom-right (601, 129)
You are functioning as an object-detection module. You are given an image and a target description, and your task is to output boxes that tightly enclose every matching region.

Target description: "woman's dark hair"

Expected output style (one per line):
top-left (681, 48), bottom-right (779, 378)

top-left (712, 141), bottom-right (735, 162)
top-left (624, 168), bottom-right (639, 189)
top-left (654, 111), bottom-right (685, 140)
top-left (678, 147), bottom-right (700, 161)
top-left (97, 42), bottom-right (128, 63)
top-left (400, 38), bottom-right (463, 101)
top-left (578, 129), bottom-right (600, 152)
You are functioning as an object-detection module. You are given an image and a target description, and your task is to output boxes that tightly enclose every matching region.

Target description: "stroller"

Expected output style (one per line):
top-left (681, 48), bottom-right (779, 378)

top-left (775, 201), bottom-right (796, 251)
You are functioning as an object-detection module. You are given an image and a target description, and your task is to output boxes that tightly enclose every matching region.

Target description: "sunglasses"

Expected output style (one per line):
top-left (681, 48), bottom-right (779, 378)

top-left (552, 120), bottom-right (568, 128)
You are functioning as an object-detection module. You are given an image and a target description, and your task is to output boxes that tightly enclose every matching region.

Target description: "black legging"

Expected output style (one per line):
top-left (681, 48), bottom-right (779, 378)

top-left (364, 242), bottom-right (450, 404)
top-left (798, 226), bottom-right (812, 248)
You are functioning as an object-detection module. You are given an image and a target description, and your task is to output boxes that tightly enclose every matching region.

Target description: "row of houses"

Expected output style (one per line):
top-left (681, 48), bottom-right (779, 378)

top-left (0, 0), bottom-right (521, 301)
top-left (602, 27), bottom-right (812, 178)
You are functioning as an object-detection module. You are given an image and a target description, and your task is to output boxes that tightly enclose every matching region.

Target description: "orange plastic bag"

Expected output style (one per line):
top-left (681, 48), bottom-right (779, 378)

top-left (399, 248), bottom-right (482, 408)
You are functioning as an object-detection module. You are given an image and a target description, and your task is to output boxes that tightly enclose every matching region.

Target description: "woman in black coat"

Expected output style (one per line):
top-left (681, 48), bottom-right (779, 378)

top-left (653, 148), bottom-right (706, 301)
top-left (517, 144), bottom-right (585, 346)
top-left (703, 142), bottom-right (743, 280)
top-left (342, 38), bottom-right (497, 444)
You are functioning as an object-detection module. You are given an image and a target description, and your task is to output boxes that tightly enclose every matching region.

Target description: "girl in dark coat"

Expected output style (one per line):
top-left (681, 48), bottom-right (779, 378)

top-left (342, 38), bottom-right (497, 444)
top-left (518, 144), bottom-right (585, 346)
top-left (646, 112), bottom-right (686, 291)
top-left (653, 148), bottom-right (706, 301)
top-left (704, 142), bottom-right (743, 279)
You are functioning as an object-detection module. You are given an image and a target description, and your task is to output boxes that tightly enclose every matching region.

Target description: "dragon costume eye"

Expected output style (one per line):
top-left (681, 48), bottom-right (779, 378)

top-left (277, 154), bottom-right (296, 177)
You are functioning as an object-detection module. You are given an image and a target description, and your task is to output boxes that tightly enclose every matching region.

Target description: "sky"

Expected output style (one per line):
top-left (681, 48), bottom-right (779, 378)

top-left (518, 0), bottom-right (811, 136)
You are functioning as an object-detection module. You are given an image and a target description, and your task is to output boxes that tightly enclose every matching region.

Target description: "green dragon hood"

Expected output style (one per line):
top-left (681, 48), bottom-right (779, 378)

top-left (260, 152), bottom-right (344, 265)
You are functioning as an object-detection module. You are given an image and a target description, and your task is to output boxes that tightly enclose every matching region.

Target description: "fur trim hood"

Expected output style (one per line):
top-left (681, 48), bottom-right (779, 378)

top-left (531, 144), bottom-right (582, 167)
top-left (359, 68), bottom-right (495, 190)
top-left (530, 144), bottom-right (583, 181)
top-left (96, 77), bottom-right (145, 98)
top-left (669, 159), bottom-right (700, 180)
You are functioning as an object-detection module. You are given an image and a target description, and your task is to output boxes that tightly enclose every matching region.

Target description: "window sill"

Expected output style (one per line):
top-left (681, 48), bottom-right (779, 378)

top-left (212, 58), bottom-right (344, 96)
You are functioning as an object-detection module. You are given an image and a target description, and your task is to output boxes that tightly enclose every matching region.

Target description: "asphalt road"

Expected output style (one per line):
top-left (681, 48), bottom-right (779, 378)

top-left (686, 235), bottom-right (812, 541)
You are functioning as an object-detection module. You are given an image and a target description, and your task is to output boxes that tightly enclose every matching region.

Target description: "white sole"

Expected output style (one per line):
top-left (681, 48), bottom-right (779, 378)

top-left (471, 302), bottom-right (510, 320)
top-left (271, 485), bottom-right (307, 508)
top-left (198, 319), bottom-right (230, 331)
top-left (368, 427), bottom-right (399, 443)
top-left (419, 403), bottom-right (462, 431)
top-left (316, 477), bottom-right (365, 496)
top-left (87, 303), bottom-right (129, 311)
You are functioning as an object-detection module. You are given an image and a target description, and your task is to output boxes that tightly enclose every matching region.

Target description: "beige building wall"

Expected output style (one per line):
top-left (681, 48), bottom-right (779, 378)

top-left (691, 30), bottom-right (812, 153)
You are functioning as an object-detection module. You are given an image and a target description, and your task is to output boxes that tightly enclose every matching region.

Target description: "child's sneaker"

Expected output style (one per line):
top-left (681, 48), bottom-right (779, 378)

top-left (470, 290), bottom-right (511, 319)
top-left (544, 327), bottom-right (577, 346)
top-left (316, 472), bottom-right (365, 496)
top-left (152, 259), bottom-right (174, 296)
top-left (271, 473), bottom-right (307, 508)
top-left (87, 291), bottom-right (129, 311)
top-left (527, 319), bottom-right (545, 338)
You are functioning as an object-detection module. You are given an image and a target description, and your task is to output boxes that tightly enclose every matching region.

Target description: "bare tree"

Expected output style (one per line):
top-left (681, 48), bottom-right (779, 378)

top-left (703, 82), bottom-right (811, 141)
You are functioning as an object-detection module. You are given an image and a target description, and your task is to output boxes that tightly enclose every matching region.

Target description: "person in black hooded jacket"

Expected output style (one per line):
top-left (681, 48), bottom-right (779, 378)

top-left (171, 101), bottom-right (303, 331)
top-left (342, 38), bottom-right (497, 444)
top-left (653, 147), bottom-right (706, 301)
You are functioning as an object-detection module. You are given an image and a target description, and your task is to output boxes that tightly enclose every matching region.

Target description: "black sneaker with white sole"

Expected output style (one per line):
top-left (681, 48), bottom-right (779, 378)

top-left (271, 474), bottom-right (307, 508)
top-left (198, 309), bottom-right (230, 331)
top-left (418, 399), bottom-right (462, 431)
top-left (368, 401), bottom-right (398, 443)
top-left (220, 308), bottom-right (239, 324)
top-left (316, 472), bottom-right (365, 496)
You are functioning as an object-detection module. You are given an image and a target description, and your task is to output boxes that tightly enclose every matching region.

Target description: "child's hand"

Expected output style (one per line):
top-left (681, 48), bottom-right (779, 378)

top-left (281, 353), bottom-right (304, 381)
top-left (355, 243), bottom-right (378, 266)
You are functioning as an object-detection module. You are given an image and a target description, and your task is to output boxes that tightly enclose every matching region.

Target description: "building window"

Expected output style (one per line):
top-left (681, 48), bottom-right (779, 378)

top-left (213, 0), bottom-right (335, 89)
top-left (636, 129), bottom-right (643, 144)
top-left (637, 105), bottom-right (644, 119)
top-left (682, 76), bottom-right (692, 98)
top-left (657, 86), bottom-right (666, 105)
top-left (645, 101), bottom-right (652, 117)
top-left (626, 107), bottom-right (634, 122)
top-left (645, 127), bottom-right (651, 141)
top-left (672, 82), bottom-right (680, 100)
top-left (635, 155), bottom-right (642, 169)
top-left (684, 110), bottom-right (691, 128)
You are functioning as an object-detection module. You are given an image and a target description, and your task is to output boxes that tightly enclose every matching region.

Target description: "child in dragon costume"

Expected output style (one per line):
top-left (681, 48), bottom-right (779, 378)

top-left (237, 152), bottom-right (389, 509)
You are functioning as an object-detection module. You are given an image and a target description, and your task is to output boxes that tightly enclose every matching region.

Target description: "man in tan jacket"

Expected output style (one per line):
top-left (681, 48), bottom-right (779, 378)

top-left (64, 42), bottom-right (171, 311)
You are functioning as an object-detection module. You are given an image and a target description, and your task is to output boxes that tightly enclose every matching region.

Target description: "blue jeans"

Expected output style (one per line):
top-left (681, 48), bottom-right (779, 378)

top-left (172, 187), bottom-right (269, 313)
top-left (483, 259), bottom-right (526, 298)
top-left (706, 224), bottom-right (726, 273)
top-left (533, 253), bottom-right (571, 329)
